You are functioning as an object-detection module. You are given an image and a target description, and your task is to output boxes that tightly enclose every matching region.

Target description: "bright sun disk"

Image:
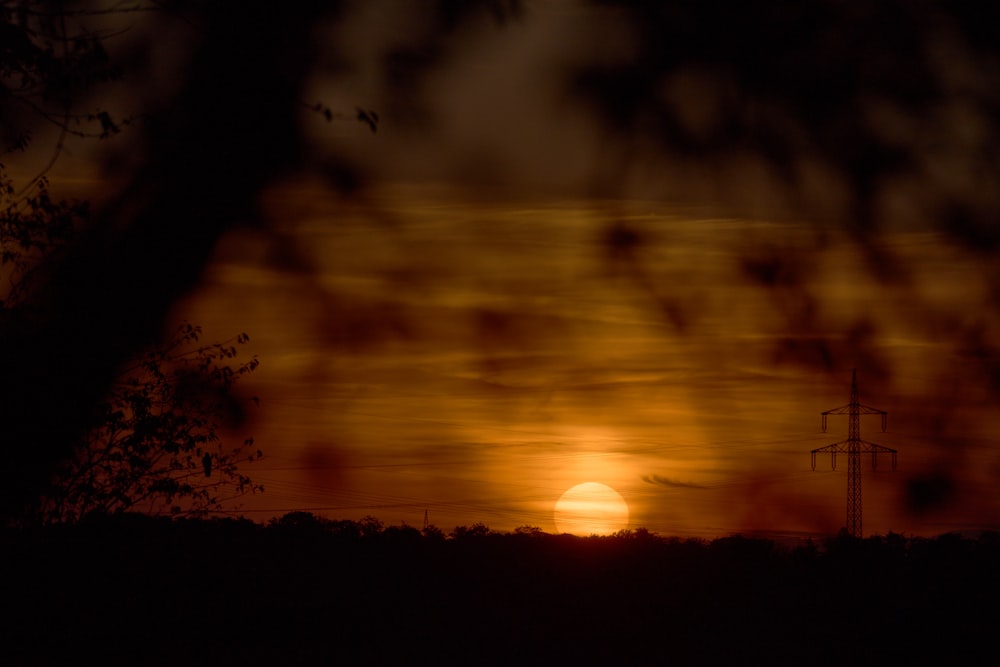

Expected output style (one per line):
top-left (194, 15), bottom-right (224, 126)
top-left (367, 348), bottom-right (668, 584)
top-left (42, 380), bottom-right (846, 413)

top-left (554, 482), bottom-right (630, 536)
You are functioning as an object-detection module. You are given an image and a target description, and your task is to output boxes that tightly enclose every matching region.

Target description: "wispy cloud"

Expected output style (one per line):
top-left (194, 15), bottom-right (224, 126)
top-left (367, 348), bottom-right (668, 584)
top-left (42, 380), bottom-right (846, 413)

top-left (641, 474), bottom-right (706, 490)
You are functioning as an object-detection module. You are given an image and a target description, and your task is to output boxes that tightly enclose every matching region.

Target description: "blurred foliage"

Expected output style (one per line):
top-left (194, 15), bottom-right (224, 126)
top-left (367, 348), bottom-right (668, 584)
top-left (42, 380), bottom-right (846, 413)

top-left (2, 0), bottom-right (999, 528)
top-left (1, 160), bottom-right (262, 524)
top-left (567, 1), bottom-right (1000, 521)
top-left (0, 171), bottom-right (86, 306)
top-left (0, 0), bottom-right (127, 170)
top-left (0, 0), bottom-right (526, 521)
top-left (574, 1), bottom-right (1000, 248)
top-left (0, 6), bottom-right (264, 523)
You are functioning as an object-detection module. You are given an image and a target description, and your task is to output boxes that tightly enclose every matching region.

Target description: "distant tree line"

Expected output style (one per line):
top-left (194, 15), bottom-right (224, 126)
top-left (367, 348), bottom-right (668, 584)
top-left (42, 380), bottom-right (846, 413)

top-left (6, 512), bottom-right (1000, 664)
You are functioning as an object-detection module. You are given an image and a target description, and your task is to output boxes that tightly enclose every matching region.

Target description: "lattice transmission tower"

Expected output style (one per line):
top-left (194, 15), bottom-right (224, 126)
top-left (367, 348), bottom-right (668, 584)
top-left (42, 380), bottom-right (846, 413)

top-left (811, 369), bottom-right (897, 537)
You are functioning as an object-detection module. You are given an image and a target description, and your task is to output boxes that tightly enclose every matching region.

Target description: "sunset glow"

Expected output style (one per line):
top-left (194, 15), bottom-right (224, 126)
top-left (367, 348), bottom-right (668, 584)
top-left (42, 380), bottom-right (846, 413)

top-left (6, 0), bottom-right (1000, 542)
top-left (7, 3), bottom-right (1000, 663)
top-left (162, 186), bottom-right (1000, 540)
top-left (553, 482), bottom-right (630, 536)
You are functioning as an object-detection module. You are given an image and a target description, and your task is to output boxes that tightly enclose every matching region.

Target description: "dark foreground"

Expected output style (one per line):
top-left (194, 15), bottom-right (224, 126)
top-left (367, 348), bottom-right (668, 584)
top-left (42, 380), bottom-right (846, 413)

top-left (4, 514), bottom-right (999, 665)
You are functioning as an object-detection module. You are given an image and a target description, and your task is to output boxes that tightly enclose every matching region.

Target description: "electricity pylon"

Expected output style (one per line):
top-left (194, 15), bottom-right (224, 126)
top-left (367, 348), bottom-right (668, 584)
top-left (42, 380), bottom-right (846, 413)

top-left (811, 369), bottom-right (897, 537)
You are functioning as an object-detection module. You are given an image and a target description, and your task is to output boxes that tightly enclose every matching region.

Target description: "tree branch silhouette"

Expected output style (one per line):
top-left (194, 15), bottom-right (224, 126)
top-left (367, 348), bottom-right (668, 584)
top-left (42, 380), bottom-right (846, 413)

top-left (27, 322), bottom-right (262, 524)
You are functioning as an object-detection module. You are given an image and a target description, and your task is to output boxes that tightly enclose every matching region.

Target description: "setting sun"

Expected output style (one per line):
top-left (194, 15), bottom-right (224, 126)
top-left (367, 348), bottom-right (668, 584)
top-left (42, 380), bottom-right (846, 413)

top-left (553, 482), bottom-right (630, 536)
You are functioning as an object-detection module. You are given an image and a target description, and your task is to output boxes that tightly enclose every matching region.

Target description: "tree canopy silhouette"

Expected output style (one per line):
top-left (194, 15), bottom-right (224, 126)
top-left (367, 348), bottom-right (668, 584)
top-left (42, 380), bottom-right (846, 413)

top-left (24, 323), bottom-right (262, 524)
top-left (8, 513), bottom-right (1000, 664)
top-left (0, 2), bottom-right (275, 522)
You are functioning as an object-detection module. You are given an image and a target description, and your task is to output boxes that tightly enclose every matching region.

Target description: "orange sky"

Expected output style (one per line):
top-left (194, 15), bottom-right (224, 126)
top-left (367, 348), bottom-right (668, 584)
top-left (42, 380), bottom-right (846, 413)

top-left (166, 182), bottom-right (1000, 538)
top-left (9, 1), bottom-right (1000, 538)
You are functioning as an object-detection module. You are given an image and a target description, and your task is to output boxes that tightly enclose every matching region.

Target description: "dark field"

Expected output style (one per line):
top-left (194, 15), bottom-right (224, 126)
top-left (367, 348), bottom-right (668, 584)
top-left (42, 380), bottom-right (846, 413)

top-left (4, 514), bottom-right (998, 666)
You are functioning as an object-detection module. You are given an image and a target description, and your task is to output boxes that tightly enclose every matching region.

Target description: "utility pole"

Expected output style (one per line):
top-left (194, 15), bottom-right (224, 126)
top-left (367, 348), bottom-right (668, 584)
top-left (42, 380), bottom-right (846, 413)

top-left (811, 369), bottom-right (897, 537)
